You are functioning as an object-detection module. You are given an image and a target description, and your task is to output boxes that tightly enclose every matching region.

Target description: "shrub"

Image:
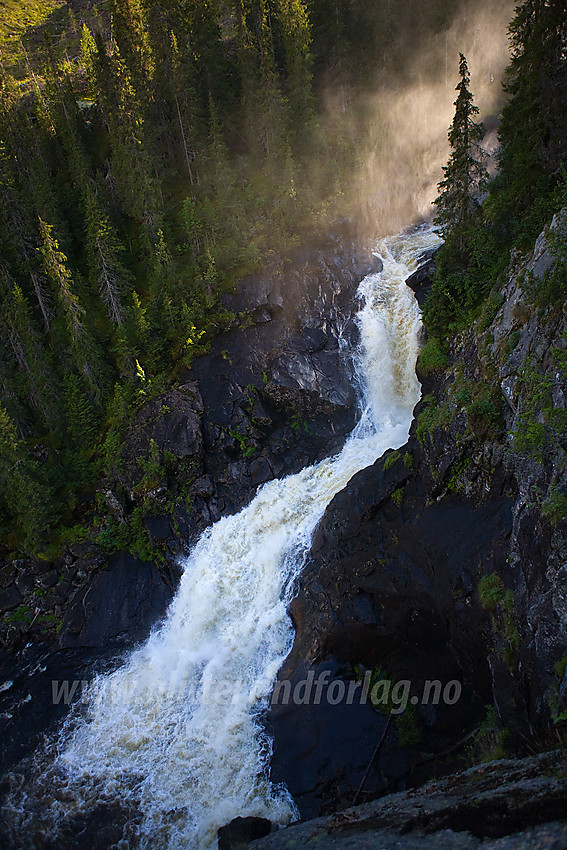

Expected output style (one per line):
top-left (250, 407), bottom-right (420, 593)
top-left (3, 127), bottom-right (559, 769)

top-left (478, 573), bottom-right (505, 612)
top-left (418, 338), bottom-right (448, 375)
top-left (383, 450), bottom-right (400, 471)
top-left (415, 396), bottom-right (453, 444)
top-left (542, 487), bottom-right (567, 524)
top-left (391, 487), bottom-right (404, 507)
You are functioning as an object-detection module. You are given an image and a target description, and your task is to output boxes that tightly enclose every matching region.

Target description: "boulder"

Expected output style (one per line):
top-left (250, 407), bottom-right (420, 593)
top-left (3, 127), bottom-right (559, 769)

top-left (405, 254), bottom-right (437, 306)
top-left (218, 816), bottom-right (272, 849)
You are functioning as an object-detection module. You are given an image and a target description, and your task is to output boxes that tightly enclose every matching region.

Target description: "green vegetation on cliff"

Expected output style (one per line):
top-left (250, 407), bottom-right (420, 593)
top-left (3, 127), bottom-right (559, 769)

top-left (423, 0), bottom-right (567, 341)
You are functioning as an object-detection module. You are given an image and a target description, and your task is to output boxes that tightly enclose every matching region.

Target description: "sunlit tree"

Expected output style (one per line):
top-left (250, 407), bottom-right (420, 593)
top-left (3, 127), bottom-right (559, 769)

top-left (433, 53), bottom-right (487, 241)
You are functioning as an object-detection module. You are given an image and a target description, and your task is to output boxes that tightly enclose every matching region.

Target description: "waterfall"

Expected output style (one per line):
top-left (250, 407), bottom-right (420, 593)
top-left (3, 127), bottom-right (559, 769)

top-left (1, 225), bottom-right (442, 849)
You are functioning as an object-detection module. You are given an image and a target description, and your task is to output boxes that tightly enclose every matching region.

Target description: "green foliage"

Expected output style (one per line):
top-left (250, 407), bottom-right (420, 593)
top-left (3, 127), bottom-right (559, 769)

top-left (479, 574), bottom-right (520, 669)
top-left (1, 0), bottom-right (565, 559)
top-left (446, 457), bottom-right (470, 492)
top-left (229, 428), bottom-right (256, 458)
top-left (424, 4), bottom-right (567, 342)
top-left (95, 507), bottom-right (160, 562)
top-left (395, 701), bottom-right (422, 748)
top-left (471, 705), bottom-right (510, 762)
top-left (362, 666), bottom-right (422, 747)
top-left (391, 487), bottom-right (404, 508)
top-left (0, 0), bottom-right (333, 555)
top-left (496, 0), bottom-right (567, 250)
top-left (505, 330), bottom-right (521, 358)
top-left (135, 439), bottom-right (166, 502)
top-left (512, 355), bottom-right (567, 461)
top-left (462, 382), bottom-right (503, 440)
top-left (478, 573), bottom-right (505, 612)
top-left (541, 487), bottom-right (567, 525)
top-left (422, 233), bottom-right (501, 339)
top-left (290, 413), bottom-right (309, 435)
top-left (547, 653), bottom-right (567, 725)
top-left (383, 450), bottom-right (400, 471)
top-left (477, 291), bottom-right (505, 334)
top-left (403, 452), bottom-right (414, 470)
top-left (418, 337), bottom-right (448, 375)
top-left (8, 605), bottom-right (33, 625)
top-left (0, 405), bottom-right (56, 551)
top-left (415, 395), bottom-right (453, 444)
top-left (522, 218), bottom-right (567, 310)
top-left (62, 373), bottom-right (99, 452)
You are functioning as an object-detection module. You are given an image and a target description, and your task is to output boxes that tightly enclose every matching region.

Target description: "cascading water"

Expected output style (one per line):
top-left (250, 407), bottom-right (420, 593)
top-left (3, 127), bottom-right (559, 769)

top-left (1, 225), bottom-right (442, 849)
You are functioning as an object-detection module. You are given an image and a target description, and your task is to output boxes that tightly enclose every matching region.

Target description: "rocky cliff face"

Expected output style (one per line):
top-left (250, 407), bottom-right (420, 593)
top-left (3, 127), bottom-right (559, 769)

top-left (268, 212), bottom-right (567, 819)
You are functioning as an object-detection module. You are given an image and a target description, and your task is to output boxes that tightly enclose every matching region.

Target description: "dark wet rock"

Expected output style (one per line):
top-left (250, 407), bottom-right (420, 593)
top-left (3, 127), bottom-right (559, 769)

top-left (264, 348), bottom-right (354, 414)
top-left (37, 570), bottom-right (58, 590)
top-left (135, 387), bottom-right (203, 459)
top-left (0, 586), bottom-right (22, 614)
top-left (405, 250), bottom-right (437, 306)
top-left (218, 816), bottom-right (272, 849)
top-left (249, 456), bottom-right (273, 486)
top-left (252, 752), bottom-right (567, 850)
top-left (58, 553), bottom-right (171, 650)
top-left (269, 440), bottom-right (514, 817)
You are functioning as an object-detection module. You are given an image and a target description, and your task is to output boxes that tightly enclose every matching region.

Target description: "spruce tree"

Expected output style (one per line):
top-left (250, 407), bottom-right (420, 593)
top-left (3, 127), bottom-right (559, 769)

top-left (1, 272), bottom-right (56, 428)
top-left (276, 0), bottom-right (315, 131)
top-left (109, 0), bottom-right (154, 93)
top-left (0, 405), bottom-right (55, 551)
top-left (0, 138), bottom-right (52, 332)
top-left (89, 33), bottom-right (163, 250)
top-left (433, 53), bottom-right (487, 242)
top-left (37, 217), bottom-right (100, 388)
top-left (84, 185), bottom-right (129, 326)
top-left (496, 0), bottom-right (567, 244)
top-left (38, 218), bottom-right (86, 348)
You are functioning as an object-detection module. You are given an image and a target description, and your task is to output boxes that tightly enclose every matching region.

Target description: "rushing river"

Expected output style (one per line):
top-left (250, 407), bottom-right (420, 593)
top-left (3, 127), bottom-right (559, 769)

top-left (1, 225), bottom-right (442, 849)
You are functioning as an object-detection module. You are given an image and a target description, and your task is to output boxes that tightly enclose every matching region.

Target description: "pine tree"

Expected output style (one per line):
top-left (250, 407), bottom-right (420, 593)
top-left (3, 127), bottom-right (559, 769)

top-left (433, 53), bottom-right (487, 241)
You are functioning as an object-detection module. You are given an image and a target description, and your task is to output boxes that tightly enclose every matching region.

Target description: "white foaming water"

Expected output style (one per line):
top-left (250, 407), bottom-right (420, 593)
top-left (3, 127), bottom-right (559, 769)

top-left (3, 225), bottom-right (442, 849)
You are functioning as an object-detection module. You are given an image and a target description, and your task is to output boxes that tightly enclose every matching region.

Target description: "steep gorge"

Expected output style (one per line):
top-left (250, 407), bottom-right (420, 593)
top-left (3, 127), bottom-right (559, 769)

top-left (267, 210), bottom-right (567, 827)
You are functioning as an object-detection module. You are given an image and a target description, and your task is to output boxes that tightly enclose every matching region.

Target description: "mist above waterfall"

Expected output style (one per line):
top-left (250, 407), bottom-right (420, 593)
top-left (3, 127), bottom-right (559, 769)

top-left (314, 0), bottom-right (516, 238)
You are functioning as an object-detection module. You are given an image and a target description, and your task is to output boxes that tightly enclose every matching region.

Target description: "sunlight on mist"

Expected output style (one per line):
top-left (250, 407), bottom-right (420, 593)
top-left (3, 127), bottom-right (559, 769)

top-left (322, 1), bottom-right (516, 237)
